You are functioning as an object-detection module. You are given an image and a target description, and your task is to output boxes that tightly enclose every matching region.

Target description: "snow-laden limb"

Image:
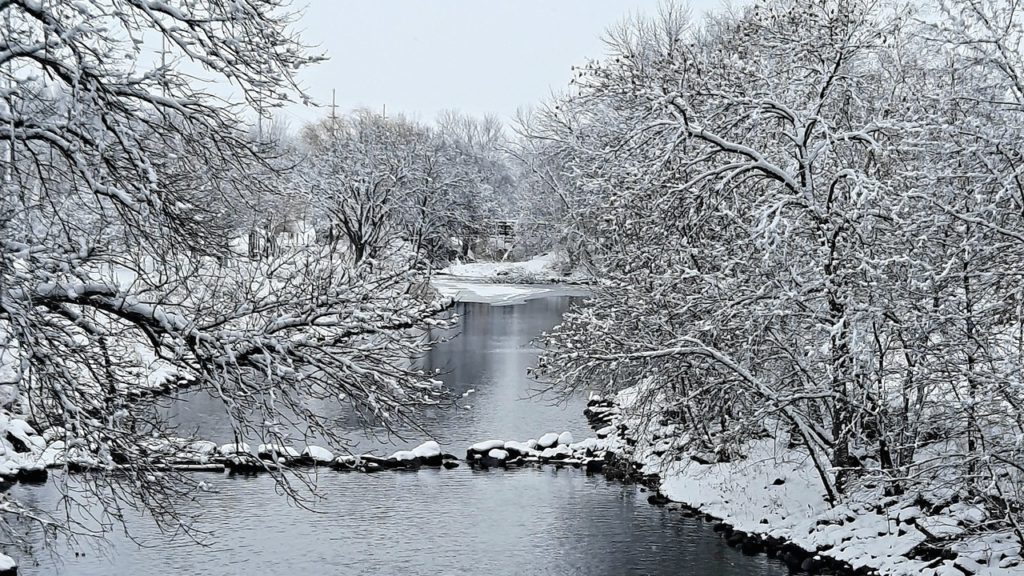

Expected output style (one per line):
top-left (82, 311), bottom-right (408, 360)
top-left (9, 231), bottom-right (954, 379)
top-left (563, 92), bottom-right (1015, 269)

top-left (5, 245), bottom-right (454, 436)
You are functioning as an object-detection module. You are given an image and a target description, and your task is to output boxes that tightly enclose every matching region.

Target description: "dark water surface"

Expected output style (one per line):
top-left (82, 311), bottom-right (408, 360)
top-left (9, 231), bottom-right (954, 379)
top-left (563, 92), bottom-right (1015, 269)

top-left (10, 295), bottom-right (787, 576)
top-left (162, 297), bottom-right (595, 453)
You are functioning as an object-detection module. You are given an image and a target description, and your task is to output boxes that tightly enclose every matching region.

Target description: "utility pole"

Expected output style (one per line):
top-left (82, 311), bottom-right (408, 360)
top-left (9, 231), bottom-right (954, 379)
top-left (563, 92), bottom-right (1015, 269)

top-left (330, 88), bottom-right (338, 140)
top-left (161, 34), bottom-right (167, 98)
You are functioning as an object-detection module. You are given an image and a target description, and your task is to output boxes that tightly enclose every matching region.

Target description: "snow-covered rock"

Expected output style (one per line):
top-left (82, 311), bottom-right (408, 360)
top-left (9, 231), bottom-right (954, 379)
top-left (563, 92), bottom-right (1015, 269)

top-left (41, 427), bottom-right (65, 443)
top-left (487, 449), bottom-right (509, 461)
top-left (219, 442), bottom-right (251, 456)
top-left (557, 431), bottom-right (574, 446)
top-left (412, 441), bottom-right (441, 459)
top-left (537, 433), bottom-right (560, 449)
top-left (470, 439), bottom-right (506, 452)
top-left (332, 455), bottom-right (360, 470)
top-left (41, 441), bottom-right (66, 467)
top-left (390, 450), bottom-right (417, 462)
top-left (569, 437), bottom-right (605, 453)
top-left (0, 552), bottom-right (15, 575)
top-left (302, 446), bottom-right (334, 463)
top-left (257, 444), bottom-right (300, 461)
top-left (504, 440), bottom-right (537, 457)
top-left (540, 445), bottom-right (572, 460)
top-left (187, 441), bottom-right (218, 457)
top-left (465, 433), bottom-right (609, 470)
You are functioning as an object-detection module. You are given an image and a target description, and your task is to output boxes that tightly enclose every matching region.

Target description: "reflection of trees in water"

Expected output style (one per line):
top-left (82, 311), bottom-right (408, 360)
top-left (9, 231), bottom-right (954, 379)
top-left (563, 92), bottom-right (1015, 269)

top-left (162, 297), bottom-right (579, 455)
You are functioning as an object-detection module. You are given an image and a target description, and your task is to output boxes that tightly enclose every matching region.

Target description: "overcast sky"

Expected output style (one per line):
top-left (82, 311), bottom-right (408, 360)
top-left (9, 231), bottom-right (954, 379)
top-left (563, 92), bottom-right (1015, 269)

top-left (277, 1), bottom-right (730, 127)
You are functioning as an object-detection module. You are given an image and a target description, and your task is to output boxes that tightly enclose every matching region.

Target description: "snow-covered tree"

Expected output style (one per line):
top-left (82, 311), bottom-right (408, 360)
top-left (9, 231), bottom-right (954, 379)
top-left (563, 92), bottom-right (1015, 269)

top-left (531, 0), bottom-right (1024, 550)
top-left (302, 109), bottom-right (516, 265)
top-left (0, 0), bottom-right (452, 548)
top-left (303, 110), bottom-right (424, 264)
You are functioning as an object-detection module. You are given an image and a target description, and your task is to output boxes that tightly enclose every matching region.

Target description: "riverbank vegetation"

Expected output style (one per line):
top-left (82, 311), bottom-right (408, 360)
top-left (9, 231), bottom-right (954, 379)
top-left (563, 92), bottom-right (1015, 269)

top-left (532, 0), bottom-right (1024, 572)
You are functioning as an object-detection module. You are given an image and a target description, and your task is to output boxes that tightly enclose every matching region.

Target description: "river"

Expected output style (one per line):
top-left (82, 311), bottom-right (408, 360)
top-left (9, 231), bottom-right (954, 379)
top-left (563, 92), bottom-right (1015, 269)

top-left (10, 294), bottom-right (787, 576)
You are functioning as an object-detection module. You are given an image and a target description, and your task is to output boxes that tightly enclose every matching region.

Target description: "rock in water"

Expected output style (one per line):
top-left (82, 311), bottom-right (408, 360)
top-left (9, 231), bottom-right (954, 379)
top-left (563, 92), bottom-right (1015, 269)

top-left (188, 441), bottom-right (218, 457)
top-left (332, 456), bottom-right (359, 471)
top-left (470, 440), bottom-right (505, 452)
top-left (219, 443), bottom-right (251, 456)
top-left (390, 450), bottom-right (417, 461)
top-left (412, 441), bottom-right (443, 465)
top-left (302, 446), bottom-right (335, 464)
top-left (537, 433), bottom-right (560, 449)
top-left (257, 444), bottom-right (300, 462)
top-left (412, 441), bottom-right (441, 458)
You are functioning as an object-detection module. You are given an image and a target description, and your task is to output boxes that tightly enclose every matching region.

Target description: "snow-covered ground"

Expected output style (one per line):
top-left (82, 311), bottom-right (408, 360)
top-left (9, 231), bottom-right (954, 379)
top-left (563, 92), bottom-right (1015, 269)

top-left (440, 252), bottom-right (561, 281)
top-left (433, 252), bottom-right (590, 305)
top-left (592, 388), bottom-right (1024, 576)
top-left (431, 278), bottom-right (588, 306)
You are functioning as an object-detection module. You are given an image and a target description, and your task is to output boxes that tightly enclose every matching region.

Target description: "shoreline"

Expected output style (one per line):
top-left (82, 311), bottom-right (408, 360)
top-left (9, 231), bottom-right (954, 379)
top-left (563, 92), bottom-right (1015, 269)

top-left (8, 362), bottom-right (1019, 575)
top-left (583, 394), bottom-right (1022, 576)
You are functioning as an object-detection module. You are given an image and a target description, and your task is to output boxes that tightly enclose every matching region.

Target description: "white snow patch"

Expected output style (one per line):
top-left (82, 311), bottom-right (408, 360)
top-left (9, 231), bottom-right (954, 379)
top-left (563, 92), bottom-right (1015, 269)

top-left (390, 450), bottom-right (417, 461)
top-left (537, 433), bottom-right (560, 449)
top-left (257, 444), bottom-right (300, 459)
top-left (470, 440), bottom-right (506, 452)
top-left (504, 440), bottom-right (538, 456)
top-left (187, 441), bottom-right (218, 456)
top-left (219, 442), bottom-right (250, 455)
top-left (302, 446), bottom-right (334, 463)
top-left (41, 442), bottom-right (65, 466)
top-left (412, 441), bottom-right (441, 459)
top-left (440, 253), bottom-right (557, 279)
top-left (487, 449), bottom-right (509, 460)
top-left (432, 280), bottom-right (554, 305)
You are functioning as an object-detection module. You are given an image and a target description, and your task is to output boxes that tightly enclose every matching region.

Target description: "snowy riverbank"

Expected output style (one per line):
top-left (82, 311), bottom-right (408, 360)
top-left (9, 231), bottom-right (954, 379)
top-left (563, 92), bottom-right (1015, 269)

top-left (438, 252), bottom-right (566, 282)
top-left (585, 390), bottom-right (1023, 576)
top-left (437, 252), bottom-right (593, 284)
top-left (432, 252), bottom-right (590, 305)
top-left (431, 278), bottom-right (588, 306)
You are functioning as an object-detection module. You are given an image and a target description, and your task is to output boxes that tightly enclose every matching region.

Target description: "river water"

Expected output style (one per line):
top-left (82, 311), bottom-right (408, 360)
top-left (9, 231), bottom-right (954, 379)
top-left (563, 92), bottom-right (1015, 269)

top-left (10, 295), bottom-right (787, 576)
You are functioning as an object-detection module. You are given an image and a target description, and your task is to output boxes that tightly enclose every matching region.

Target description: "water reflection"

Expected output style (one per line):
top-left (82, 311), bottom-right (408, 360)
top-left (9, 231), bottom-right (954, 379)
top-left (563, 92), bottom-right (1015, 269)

top-left (162, 297), bottom-right (590, 454)
top-left (15, 467), bottom-right (785, 576)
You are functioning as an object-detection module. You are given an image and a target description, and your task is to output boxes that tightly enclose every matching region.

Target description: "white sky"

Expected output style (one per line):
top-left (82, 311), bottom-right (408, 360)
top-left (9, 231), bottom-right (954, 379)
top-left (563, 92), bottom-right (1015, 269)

top-left (277, 1), bottom-right (731, 127)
